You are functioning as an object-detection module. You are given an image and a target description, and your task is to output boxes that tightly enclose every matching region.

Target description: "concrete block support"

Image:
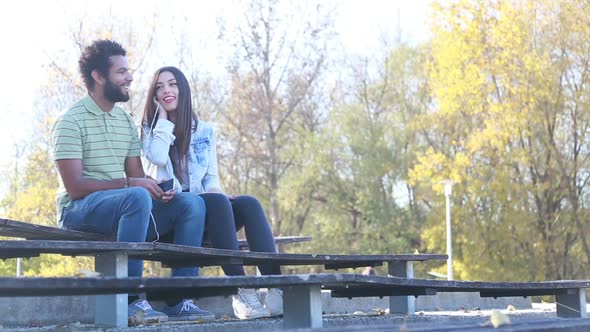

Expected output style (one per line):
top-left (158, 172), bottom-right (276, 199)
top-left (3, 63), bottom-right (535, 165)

top-left (94, 254), bottom-right (128, 328)
top-left (282, 285), bottom-right (323, 329)
top-left (556, 289), bottom-right (587, 318)
top-left (388, 261), bottom-right (415, 314)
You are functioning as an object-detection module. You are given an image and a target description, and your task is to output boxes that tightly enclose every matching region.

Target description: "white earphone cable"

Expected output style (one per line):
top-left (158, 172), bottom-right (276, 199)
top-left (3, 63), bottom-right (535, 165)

top-left (146, 103), bottom-right (161, 242)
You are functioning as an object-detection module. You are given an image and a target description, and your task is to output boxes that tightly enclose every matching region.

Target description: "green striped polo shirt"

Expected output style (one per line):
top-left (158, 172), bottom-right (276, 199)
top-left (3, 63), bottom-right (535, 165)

top-left (51, 94), bottom-right (141, 223)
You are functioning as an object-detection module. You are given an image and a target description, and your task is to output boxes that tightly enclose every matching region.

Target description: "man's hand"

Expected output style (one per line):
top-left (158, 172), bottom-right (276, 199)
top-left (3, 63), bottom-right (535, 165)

top-left (128, 177), bottom-right (164, 200)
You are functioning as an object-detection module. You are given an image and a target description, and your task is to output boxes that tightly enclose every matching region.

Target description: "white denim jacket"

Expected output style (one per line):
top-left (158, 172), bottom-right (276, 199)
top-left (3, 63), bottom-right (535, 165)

top-left (142, 119), bottom-right (221, 193)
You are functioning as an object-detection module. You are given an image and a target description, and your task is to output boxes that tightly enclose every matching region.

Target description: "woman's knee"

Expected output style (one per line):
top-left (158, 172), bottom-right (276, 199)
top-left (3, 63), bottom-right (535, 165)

top-left (200, 192), bottom-right (232, 210)
top-left (233, 195), bottom-right (262, 209)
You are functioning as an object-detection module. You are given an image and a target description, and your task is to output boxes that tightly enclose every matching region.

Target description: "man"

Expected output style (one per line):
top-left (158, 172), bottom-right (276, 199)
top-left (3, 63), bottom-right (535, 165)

top-left (50, 39), bottom-right (213, 322)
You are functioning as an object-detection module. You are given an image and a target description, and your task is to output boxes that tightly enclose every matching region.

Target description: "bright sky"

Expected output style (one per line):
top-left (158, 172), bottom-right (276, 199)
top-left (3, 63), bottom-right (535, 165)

top-left (0, 0), bottom-right (431, 187)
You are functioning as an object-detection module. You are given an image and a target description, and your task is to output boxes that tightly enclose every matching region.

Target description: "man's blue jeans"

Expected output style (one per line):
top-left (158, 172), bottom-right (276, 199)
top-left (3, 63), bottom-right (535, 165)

top-left (60, 187), bottom-right (206, 277)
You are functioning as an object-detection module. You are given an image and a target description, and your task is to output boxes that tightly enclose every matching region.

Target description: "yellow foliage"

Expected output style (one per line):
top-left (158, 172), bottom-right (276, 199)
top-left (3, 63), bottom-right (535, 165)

top-left (413, 0), bottom-right (590, 282)
top-left (29, 255), bottom-right (94, 277)
top-left (6, 186), bottom-right (56, 226)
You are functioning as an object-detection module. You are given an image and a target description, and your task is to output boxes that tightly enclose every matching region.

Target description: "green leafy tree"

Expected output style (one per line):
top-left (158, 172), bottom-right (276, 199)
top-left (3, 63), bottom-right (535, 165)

top-left (299, 44), bottom-right (432, 271)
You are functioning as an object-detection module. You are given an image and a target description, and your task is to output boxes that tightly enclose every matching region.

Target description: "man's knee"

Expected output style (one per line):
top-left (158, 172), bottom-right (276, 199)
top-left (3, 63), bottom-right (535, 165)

top-left (126, 187), bottom-right (152, 211)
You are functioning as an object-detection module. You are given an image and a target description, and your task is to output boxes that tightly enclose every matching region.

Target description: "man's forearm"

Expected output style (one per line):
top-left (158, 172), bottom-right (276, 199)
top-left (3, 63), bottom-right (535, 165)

top-left (66, 177), bottom-right (128, 200)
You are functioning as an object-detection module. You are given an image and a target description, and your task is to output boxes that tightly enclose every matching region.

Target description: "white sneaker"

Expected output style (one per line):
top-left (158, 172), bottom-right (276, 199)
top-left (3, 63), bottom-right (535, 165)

top-left (264, 288), bottom-right (283, 317)
top-left (232, 288), bottom-right (271, 320)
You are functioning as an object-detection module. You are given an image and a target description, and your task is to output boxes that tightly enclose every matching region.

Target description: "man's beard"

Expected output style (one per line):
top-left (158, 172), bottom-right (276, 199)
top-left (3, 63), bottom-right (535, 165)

top-left (104, 79), bottom-right (130, 103)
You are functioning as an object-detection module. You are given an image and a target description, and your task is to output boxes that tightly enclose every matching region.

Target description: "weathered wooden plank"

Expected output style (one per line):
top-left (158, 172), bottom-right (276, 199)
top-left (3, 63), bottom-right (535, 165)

top-left (0, 274), bottom-right (328, 297)
top-left (0, 240), bottom-right (447, 269)
top-left (330, 276), bottom-right (590, 300)
top-left (331, 287), bottom-right (437, 298)
top-left (2, 273), bottom-right (589, 326)
top-left (153, 242), bottom-right (447, 268)
top-left (216, 235), bottom-right (313, 250)
top-left (0, 240), bottom-right (155, 259)
top-left (0, 218), bottom-right (312, 248)
top-left (1, 274), bottom-right (589, 299)
top-left (0, 218), bottom-right (110, 241)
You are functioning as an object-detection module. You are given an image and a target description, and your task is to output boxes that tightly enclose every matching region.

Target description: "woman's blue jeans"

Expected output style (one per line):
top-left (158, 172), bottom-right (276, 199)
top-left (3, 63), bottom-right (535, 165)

top-left (60, 187), bottom-right (206, 277)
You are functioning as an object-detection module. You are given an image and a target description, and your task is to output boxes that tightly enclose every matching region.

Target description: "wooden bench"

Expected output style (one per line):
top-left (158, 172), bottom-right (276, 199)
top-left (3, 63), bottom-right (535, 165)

top-left (1, 274), bottom-right (588, 329)
top-left (0, 218), bottom-right (447, 328)
top-left (0, 218), bottom-right (312, 250)
top-left (1, 219), bottom-right (588, 330)
top-left (0, 239), bottom-right (446, 327)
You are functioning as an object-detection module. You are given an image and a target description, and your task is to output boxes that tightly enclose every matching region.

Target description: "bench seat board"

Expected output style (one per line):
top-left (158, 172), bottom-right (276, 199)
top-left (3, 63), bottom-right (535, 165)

top-left (0, 218), bottom-right (311, 249)
top-left (1, 274), bottom-right (588, 299)
top-left (1, 274), bottom-right (588, 327)
top-left (154, 242), bottom-right (447, 268)
top-left (0, 274), bottom-right (588, 320)
top-left (231, 235), bottom-right (312, 250)
top-left (0, 274), bottom-right (331, 297)
top-left (0, 240), bottom-right (447, 269)
top-left (329, 277), bottom-right (590, 297)
top-left (0, 240), bottom-right (156, 259)
top-left (0, 218), bottom-right (109, 240)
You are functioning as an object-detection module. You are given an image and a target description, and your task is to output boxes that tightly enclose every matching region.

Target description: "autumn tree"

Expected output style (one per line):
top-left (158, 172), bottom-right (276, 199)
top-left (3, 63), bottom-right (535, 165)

top-left (218, 0), bottom-right (334, 236)
top-left (411, 0), bottom-right (590, 281)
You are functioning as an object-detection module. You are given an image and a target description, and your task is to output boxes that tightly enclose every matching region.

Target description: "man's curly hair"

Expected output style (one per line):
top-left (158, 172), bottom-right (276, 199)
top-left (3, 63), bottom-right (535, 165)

top-left (78, 39), bottom-right (126, 91)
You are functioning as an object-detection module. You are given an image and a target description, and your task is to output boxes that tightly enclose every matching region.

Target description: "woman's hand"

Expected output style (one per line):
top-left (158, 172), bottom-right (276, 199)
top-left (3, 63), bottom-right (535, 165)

top-left (160, 189), bottom-right (176, 203)
top-left (154, 97), bottom-right (167, 120)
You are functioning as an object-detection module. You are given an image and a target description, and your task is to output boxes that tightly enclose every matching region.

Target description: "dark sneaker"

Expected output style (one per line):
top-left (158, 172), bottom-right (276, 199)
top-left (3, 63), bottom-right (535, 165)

top-left (161, 299), bottom-right (215, 321)
top-left (128, 299), bottom-right (168, 323)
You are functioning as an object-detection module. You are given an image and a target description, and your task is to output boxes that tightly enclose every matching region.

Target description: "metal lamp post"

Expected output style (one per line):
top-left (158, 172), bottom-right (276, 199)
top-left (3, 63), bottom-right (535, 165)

top-left (441, 180), bottom-right (454, 280)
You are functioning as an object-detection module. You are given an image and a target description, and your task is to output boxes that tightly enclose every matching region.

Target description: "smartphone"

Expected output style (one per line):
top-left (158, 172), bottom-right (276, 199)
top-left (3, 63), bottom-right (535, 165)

top-left (157, 179), bottom-right (174, 192)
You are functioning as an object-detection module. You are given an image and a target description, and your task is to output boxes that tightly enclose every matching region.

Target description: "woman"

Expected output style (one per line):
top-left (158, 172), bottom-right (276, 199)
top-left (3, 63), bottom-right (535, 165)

top-left (141, 66), bottom-right (283, 320)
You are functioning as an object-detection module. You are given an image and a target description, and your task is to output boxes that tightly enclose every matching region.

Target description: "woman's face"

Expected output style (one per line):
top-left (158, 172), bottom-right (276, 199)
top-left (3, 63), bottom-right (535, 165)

top-left (154, 71), bottom-right (179, 112)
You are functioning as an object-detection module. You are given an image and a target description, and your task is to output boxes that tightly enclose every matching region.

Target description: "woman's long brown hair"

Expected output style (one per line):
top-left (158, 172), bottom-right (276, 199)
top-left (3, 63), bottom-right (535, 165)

top-left (142, 66), bottom-right (197, 182)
